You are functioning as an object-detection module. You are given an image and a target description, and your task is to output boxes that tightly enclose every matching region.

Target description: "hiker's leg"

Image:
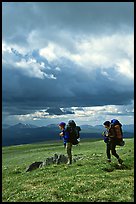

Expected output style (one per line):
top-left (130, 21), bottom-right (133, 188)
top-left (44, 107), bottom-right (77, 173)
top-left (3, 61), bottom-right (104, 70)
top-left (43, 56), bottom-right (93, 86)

top-left (111, 142), bottom-right (119, 159)
top-left (106, 142), bottom-right (111, 160)
top-left (66, 142), bottom-right (72, 164)
top-left (111, 142), bottom-right (123, 164)
top-left (64, 142), bottom-right (66, 148)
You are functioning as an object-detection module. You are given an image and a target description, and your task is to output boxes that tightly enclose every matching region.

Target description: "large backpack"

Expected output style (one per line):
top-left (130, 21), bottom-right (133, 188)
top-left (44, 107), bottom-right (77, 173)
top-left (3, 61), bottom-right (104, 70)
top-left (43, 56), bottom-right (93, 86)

top-left (66, 120), bottom-right (81, 145)
top-left (111, 119), bottom-right (125, 146)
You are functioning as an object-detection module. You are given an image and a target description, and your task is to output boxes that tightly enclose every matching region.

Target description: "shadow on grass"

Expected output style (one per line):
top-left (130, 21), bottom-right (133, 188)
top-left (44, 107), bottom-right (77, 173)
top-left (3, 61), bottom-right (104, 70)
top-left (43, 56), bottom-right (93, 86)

top-left (102, 163), bottom-right (133, 172)
top-left (113, 163), bottom-right (132, 170)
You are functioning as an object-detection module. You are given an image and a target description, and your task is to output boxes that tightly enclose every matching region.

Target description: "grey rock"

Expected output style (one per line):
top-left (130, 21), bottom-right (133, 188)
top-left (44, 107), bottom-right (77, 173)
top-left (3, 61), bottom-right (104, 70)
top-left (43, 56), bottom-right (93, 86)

top-left (25, 154), bottom-right (83, 172)
top-left (41, 161), bottom-right (46, 167)
top-left (45, 157), bottom-right (54, 165)
top-left (26, 161), bottom-right (43, 172)
top-left (73, 158), bottom-right (77, 163)
top-left (57, 154), bottom-right (68, 164)
top-left (53, 153), bottom-right (58, 163)
top-left (42, 154), bottom-right (58, 167)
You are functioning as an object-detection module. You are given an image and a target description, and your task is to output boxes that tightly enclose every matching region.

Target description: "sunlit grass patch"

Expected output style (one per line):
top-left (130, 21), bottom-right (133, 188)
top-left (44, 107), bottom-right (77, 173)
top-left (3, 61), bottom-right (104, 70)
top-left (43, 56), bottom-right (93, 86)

top-left (2, 138), bottom-right (134, 202)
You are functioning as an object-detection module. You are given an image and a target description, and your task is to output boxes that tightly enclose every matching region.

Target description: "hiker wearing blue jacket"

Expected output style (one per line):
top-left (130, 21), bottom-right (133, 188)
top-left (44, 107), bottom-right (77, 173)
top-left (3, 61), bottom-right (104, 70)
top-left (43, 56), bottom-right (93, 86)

top-left (58, 122), bottom-right (72, 164)
top-left (58, 120), bottom-right (81, 165)
top-left (58, 122), bottom-right (69, 148)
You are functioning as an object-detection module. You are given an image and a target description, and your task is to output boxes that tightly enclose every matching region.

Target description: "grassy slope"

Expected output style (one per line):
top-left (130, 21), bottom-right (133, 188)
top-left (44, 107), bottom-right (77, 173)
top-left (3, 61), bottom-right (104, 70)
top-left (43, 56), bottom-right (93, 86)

top-left (2, 138), bottom-right (134, 202)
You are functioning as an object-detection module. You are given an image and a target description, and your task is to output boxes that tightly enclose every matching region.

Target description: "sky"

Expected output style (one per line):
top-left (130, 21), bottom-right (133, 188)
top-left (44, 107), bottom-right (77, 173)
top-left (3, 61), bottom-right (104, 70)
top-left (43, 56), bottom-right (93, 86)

top-left (2, 2), bottom-right (134, 126)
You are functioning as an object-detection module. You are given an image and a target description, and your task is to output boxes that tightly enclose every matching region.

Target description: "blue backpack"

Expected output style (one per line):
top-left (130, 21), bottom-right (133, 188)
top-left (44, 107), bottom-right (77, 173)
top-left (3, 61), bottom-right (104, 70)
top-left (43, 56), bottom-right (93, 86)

top-left (111, 119), bottom-right (121, 126)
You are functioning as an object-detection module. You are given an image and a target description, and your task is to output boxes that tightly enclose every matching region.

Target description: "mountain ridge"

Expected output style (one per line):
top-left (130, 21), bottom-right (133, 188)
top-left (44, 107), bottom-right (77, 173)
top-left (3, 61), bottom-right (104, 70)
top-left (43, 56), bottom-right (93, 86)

top-left (2, 122), bottom-right (134, 146)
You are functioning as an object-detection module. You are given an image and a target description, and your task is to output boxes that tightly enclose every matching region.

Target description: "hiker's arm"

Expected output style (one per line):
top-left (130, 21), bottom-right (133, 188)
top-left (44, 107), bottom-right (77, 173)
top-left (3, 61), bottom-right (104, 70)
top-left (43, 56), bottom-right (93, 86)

top-left (59, 132), bottom-right (64, 136)
top-left (102, 130), bottom-right (109, 137)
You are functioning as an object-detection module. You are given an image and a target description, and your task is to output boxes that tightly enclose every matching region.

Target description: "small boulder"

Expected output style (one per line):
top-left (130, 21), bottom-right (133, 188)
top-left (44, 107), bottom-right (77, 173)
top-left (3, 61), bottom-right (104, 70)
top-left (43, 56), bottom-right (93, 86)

top-left (45, 157), bottom-right (54, 165)
top-left (26, 161), bottom-right (43, 172)
top-left (53, 153), bottom-right (58, 163)
top-left (56, 154), bottom-right (68, 164)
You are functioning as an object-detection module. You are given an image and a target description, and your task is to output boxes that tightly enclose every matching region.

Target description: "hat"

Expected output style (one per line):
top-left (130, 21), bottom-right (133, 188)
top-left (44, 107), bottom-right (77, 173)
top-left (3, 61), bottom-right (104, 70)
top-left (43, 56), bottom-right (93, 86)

top-left (58, 122), bottom-right (66, 127)
top-left (103, 121), bottom-right (110, 127)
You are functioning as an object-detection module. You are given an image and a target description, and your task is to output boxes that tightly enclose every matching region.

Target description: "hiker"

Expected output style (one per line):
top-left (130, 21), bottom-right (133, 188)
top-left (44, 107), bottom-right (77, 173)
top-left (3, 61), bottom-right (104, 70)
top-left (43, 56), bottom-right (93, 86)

top-left (102, 129), bottom-right (111, 163)
top-left (58, 120), bottom-right (81, 165)
top-left (103, 120), bottom-right (123, 165)
top-left (58, 121), bottom-right (72, 164)
top-left (58, 122), bottom-right (68, 148)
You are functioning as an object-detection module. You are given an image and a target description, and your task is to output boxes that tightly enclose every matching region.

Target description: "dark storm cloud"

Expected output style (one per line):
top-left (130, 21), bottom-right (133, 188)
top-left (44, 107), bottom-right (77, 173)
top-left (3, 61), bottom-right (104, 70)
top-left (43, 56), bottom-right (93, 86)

top-left (2, 55), bottom-right (133, 116)
top-left (2, 2), bottom-right (134, 120)
top-left (46, 108), bottom-right (74, 115)
top-left (2, 2), bottom-right (134, 46)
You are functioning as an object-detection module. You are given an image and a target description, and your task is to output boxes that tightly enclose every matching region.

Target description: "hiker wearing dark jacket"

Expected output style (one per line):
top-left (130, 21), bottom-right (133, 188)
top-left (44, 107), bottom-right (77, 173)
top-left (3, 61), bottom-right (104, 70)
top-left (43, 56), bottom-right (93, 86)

top-left (103, 121), bottom-right (123, 164)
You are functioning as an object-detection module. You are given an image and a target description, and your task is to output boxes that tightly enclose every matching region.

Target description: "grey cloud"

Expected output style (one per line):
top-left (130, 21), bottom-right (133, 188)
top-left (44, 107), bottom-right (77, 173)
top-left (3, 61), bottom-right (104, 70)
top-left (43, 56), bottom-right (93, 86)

top-left (107, 112), bottom-right (134, 116)
top-left (2, 2), bottom-right (134, 121)
top-left (9, 48), bottom-right (56, 79)
top-left (46, 107), bottom-right (74, 115)
top-left (2, 55), bottom-right (133, 117)
top-left (2, 2), bottom-right (134, 46)
top-left (46, 108), bottom-right (64, 115)
top-left (75, 107), bottom-right (84, 111)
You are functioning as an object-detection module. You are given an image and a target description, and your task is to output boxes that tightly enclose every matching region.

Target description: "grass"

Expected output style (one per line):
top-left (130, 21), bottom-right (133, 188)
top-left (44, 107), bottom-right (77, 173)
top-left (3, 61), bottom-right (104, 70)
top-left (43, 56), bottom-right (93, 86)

top-left (2, 138), bottom-right (134, 202)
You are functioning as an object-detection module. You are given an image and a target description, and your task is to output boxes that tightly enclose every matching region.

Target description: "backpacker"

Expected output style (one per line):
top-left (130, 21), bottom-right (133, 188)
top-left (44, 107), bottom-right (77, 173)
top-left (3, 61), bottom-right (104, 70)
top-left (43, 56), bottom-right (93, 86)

top-left (66, 120), bottom-right (81, 145)
top-left (111, 119), bottom-right (125, 146)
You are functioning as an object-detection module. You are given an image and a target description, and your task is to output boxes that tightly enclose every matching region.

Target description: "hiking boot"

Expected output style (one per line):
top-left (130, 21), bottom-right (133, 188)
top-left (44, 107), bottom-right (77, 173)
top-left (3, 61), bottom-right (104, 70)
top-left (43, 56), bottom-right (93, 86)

top-left (107, 159), bottom-right (111, 163)
top-left (118, 158), bottom-right (123, 165)
top-left (67, 161), bottom-right (72, 165)
top-left (67, 156), bottom-right (72, 165)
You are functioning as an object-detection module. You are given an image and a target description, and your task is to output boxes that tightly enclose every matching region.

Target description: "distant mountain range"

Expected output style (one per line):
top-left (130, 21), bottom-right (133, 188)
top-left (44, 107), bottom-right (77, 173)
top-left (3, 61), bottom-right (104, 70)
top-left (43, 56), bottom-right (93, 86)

top-left (7, 123), bottom-right (38, 129)
top-left (2, 123), bottom-right (134, 146)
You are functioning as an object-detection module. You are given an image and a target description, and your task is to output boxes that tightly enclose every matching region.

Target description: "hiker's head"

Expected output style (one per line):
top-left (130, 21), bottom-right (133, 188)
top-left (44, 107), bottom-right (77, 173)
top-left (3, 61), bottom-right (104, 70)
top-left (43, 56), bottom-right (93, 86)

top-left (58, 122), bottom-right (66, 130)
top-left (103, 121), bottom-right (111, 129)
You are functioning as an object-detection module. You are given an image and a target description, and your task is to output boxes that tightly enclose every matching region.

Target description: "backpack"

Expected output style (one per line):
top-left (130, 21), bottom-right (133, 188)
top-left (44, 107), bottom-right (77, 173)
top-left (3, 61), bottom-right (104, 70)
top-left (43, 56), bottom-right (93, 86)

top-left (111, 119), bottom-right (125, 146)
top-left (66, 120), bottom-right (81, 145)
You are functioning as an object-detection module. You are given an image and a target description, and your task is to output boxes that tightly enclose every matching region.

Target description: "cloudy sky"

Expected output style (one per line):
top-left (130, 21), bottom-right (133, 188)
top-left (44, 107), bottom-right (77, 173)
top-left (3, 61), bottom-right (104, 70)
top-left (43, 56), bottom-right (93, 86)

top-left (2, 2), bottom-right (134, 126)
